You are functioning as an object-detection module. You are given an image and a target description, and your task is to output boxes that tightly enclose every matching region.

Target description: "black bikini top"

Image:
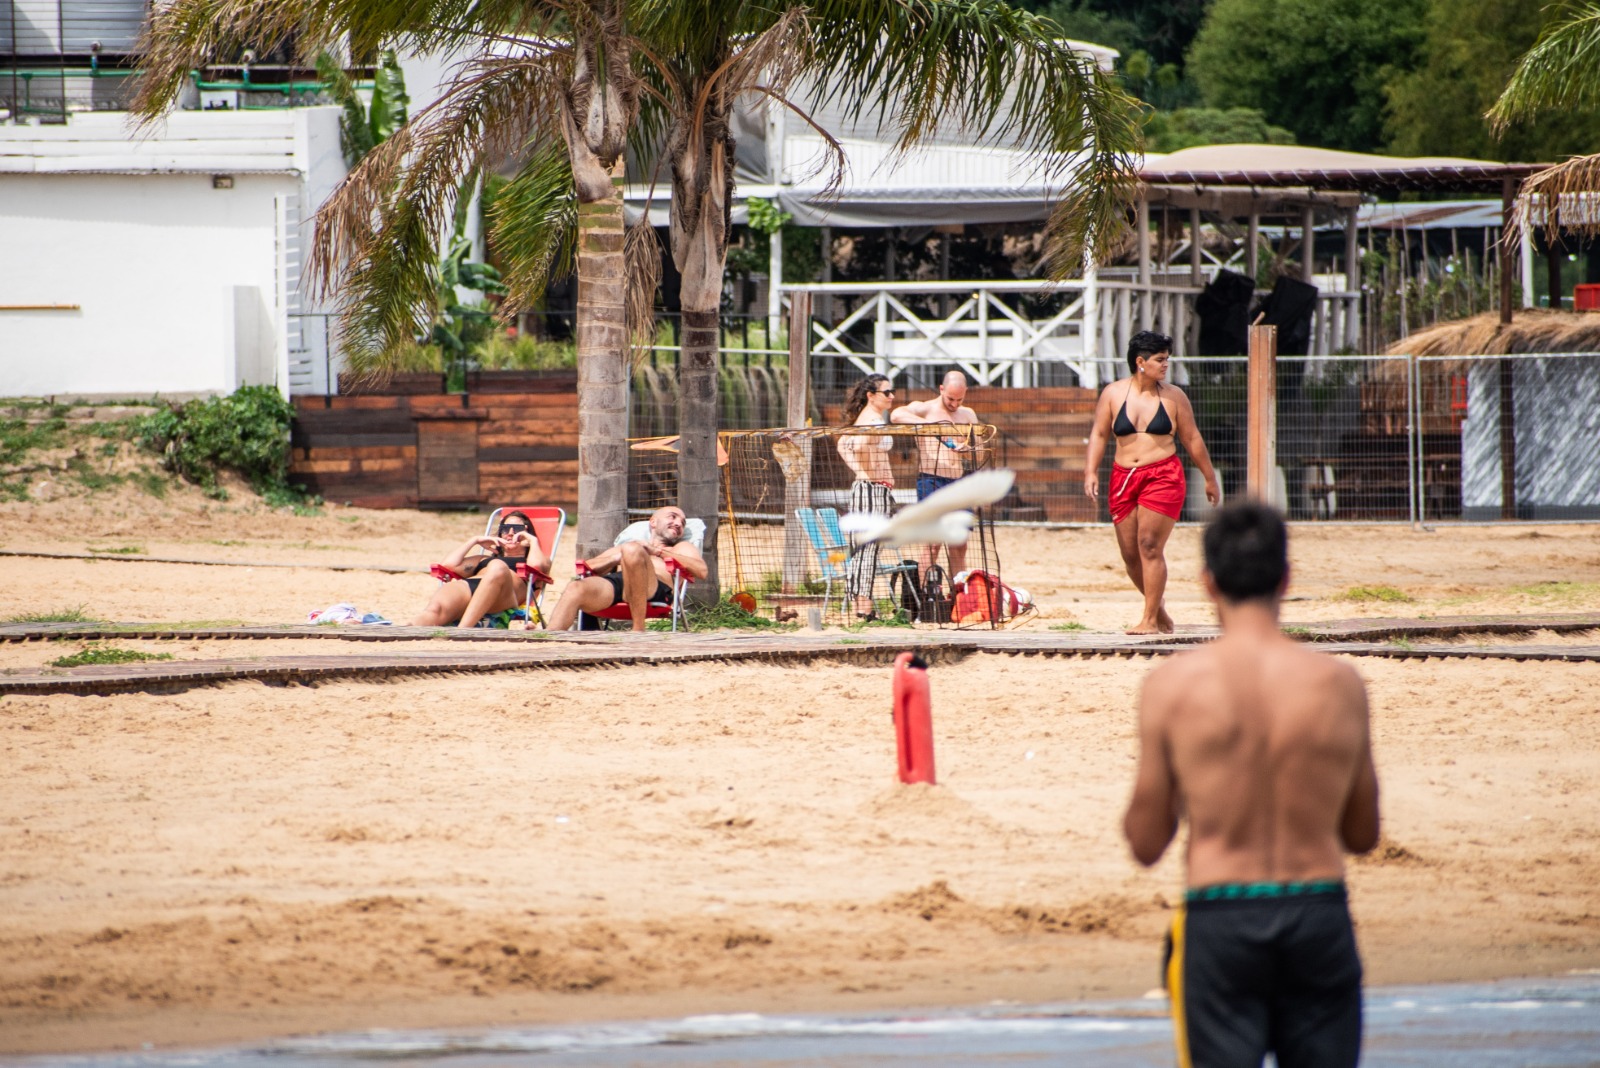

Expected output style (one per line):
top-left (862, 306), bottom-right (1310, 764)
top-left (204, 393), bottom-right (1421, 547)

top-left (1113, 383), bottom-right (1174, 437)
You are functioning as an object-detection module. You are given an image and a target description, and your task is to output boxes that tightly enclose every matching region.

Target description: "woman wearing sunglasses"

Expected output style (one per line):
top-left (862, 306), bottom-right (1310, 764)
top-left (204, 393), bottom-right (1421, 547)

top-left (837, 375), bottom-right (899, 619)
top-left (410, 511), bottom-right (553, 627)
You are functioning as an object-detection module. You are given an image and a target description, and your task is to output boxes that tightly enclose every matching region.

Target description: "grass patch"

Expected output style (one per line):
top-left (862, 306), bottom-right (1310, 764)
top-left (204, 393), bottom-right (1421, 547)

top-left (1336, 585), bottom-right (1413, 603)
top-left (1387, 638), bottom-right (1416, 652)
top-left (1282, 624), bottom-right (1313, 636)
top-left (1510, 581), bottom-right (1598, 605)
top-left (836, 637), bottom-right (865, 645)
top-left (51, 645), bottom-right (174, 668)
top-left (648, 597), bottom-right (799, 631)
top-left (127, 469), bottom-right (169, 498)
top-left (1049, 621), bottom-right (1089, 632)
top-left (89, 545), bottom-right (145, 556)
top-left (3, 605), bottom-right (101, 624)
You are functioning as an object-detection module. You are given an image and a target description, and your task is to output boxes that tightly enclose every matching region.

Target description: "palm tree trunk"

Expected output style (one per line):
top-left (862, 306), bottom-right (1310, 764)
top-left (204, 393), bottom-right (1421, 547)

top-left (677, 296), bottom-right (721, 603)
top-left (574, 175), bottom-right (629, 559)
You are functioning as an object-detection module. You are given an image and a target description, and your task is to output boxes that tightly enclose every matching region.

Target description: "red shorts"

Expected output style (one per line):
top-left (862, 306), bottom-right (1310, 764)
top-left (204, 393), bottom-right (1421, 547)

top-left (1109, 453), bottom-right (1186, 524)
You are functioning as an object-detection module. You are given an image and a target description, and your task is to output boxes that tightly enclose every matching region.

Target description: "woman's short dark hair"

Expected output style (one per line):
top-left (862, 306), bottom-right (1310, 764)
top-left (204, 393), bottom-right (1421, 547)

top-left (1126, 330), bottom-right (1173, 374)
top-left (1202, 501), bottom-right (1288, 603)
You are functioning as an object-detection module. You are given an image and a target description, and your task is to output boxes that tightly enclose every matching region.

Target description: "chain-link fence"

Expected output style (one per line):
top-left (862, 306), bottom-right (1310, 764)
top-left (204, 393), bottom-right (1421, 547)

top-left (1414, 352), bottom-right (1600, 522)
top-left (626, 425), bottom-right (1019, 627)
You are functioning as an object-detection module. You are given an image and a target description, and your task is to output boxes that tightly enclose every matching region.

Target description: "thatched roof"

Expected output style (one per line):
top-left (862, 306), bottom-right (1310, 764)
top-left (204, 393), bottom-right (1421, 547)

top-left (1387, 310), bottom-right (1600, 356)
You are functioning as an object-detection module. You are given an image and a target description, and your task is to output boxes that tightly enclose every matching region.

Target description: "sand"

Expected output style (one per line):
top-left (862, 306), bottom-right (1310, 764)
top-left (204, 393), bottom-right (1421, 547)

top-left (2, 484), bottom-right (1599, 1053)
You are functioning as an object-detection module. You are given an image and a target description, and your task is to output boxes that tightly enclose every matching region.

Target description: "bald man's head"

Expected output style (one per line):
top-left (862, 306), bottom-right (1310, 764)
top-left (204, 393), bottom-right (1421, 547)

top-left (938, 371), bottom-right (968, 413)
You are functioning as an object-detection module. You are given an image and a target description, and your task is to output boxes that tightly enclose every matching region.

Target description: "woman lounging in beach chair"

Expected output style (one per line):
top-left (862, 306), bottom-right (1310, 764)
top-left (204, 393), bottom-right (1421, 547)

top-left (410, 508), bottom-right (558, 628)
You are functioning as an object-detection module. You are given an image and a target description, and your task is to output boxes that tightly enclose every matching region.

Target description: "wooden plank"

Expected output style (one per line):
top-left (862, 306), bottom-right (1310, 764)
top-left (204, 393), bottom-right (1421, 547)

top-left (480, 460), bottom-right (579, 477)
top-left (417, 421), bottom-right (479, 502)
top-left (478, 446), bottom-right (580, 462)
top-left (293, 445), bottom-right (415, 462)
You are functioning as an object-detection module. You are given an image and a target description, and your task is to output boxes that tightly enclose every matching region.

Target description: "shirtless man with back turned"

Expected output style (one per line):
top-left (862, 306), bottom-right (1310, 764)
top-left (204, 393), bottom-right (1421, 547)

top-left (1124, 501), bottom-right (1380, 1068)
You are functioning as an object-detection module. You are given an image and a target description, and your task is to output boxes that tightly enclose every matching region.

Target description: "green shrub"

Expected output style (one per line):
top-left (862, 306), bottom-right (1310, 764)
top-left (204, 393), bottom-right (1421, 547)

top-left (52, 646), bottom-right (174, 668)
top-left (4, 605), bottom-right (100, 623)
top-left (135, 386), bottom-right (314, 504)
top-left (472, 332), bottom-right (577, 370)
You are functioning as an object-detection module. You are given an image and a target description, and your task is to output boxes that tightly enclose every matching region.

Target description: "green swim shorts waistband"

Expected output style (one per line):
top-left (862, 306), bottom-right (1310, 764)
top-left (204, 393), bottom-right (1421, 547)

top-left (1185, 879), bottom-right (1345, 903)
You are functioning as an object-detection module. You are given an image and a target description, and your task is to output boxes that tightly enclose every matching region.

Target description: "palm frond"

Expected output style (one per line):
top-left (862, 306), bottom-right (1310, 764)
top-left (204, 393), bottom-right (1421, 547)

top-left (314, 49), bottom-right (375, 166)
top-left (132, 0), bottom-right (312, 121)
top-left (1490, 4), bottom-right (1600, 131)
top-left (489, 140), bottom-right (580, 314)
top-left (625, 218), bottom-right (662, 362)
top-left (801, 0), bottom-right (1143, 269)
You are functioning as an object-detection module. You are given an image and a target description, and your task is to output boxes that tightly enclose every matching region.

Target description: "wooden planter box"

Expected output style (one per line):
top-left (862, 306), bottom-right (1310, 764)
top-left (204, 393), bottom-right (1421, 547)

top-left (465, 369), bottom-right (578, 394)
top-left (337, 372), bottom-right (447, 395)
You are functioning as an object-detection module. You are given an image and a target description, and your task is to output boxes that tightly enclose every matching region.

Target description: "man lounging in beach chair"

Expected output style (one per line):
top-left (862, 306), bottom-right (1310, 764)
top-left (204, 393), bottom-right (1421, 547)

top-left (410, 508), bottom-right (558, 628)
top-left (546, 506), bottom-right (707, 633)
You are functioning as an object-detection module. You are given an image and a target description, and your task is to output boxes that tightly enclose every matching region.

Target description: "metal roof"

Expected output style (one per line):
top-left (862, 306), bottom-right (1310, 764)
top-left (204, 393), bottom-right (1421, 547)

top-left (1140, 144), bottom-right (1543, 195)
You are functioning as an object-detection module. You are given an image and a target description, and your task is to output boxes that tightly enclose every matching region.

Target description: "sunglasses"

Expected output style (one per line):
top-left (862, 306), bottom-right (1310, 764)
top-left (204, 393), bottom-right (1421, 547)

top-left (870, 388), bottom-right (896, 395)
top-left (498, 523), bottom-right (530, 536)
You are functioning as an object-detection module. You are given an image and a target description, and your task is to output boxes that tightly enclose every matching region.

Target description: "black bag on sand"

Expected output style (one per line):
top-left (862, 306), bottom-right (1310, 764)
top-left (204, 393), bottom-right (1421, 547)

top-left (894, 562), bottom-right (922, 621)
top-left (922, 564), bottom-right (953, 624)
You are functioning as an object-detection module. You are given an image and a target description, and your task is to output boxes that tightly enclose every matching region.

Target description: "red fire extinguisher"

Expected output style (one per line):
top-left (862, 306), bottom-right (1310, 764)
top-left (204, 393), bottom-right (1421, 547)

top-left (892, 651), bottom-right (936, 785)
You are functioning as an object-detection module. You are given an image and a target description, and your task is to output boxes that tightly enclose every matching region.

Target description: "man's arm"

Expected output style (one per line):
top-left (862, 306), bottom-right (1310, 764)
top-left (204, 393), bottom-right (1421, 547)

top-left (656, 540), bottom-right (709, 581)
top-left (889, 399), bottom-right (939, 424)
top-left (1337, 670), bottom-right (1381, 854)
top-left (1124, 670), bottom-right (1181, 866)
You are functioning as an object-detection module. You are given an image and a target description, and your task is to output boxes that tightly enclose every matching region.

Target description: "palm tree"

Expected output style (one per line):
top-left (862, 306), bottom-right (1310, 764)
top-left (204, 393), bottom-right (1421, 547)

top-left (632, 0), bottom-right (1142, 599)
top-left (132, 0), bottom-right (642, 559)
top-left (1490, 3), bottom-right (1600, 237)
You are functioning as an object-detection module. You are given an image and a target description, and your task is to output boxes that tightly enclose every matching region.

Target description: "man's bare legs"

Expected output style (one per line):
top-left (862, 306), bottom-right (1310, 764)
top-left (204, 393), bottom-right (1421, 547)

top-left (1113, 508), bottom-right (1176, 634)
top-left (545, 542), bottom-right (661, 633)
top-left (616, 542), bottom-right (657, 632)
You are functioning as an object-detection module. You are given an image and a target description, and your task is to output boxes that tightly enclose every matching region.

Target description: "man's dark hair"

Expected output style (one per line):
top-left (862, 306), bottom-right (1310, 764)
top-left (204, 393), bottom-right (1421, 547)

top-left (1202, 501), bottom-right (1289, 603)
top-left (1126, 330), bottom-right (1173, 374)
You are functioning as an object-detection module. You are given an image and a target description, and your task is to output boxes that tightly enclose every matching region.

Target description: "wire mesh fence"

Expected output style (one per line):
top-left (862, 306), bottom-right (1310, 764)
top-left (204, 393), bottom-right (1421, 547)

top-left (625, 425), bottom-right (1024, 628)
top-left (1414, 352), bottom-right (1600, 522)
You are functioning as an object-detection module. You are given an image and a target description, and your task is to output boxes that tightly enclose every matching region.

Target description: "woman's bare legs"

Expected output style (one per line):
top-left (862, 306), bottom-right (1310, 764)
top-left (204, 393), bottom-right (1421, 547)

top-left (456, 559), bottom-right (525, 629)
top-left (1113, 509), bottom-right (1176, 634)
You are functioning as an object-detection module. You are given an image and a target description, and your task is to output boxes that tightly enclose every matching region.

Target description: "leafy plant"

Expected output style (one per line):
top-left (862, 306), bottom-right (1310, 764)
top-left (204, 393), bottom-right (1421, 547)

top-left (1049, 621), bottom-right (1089, 632)
top-left (4, 605), bottom-right (100, 624)
top-left (135, 386), bottom-right (314, 504)
top-left (1337, 585), bottom-right (1414, 603)
top-left (88, 545), bottom-right (145, 555)
top-left (51, 646), bottom-right (174, 668)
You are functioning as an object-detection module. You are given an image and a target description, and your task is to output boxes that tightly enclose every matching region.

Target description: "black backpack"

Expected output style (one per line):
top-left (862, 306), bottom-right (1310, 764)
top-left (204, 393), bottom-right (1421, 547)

top-left (922, 564), bottom-right (952, 624)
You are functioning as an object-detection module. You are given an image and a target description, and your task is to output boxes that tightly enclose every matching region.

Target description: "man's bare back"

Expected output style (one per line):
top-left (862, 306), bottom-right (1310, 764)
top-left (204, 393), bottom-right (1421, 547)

top-left (1129, 631), bottom-right (1378, 888)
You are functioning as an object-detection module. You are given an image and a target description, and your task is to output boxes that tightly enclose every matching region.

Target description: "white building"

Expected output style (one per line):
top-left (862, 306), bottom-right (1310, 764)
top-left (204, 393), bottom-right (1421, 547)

top-left (0, 106), bottom-right (345, 399)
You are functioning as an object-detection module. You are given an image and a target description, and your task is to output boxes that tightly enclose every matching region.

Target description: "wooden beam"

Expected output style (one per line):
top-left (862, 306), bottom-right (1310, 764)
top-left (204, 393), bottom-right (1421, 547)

top-left (1247, 323), bottom-right (1278, 504)
top-left (783, 291), bottom-right (814, 592)
top-left (1246, 212), bottom-right (1259, 282)
top-left (1190, 206), bottom-right (1204, 285)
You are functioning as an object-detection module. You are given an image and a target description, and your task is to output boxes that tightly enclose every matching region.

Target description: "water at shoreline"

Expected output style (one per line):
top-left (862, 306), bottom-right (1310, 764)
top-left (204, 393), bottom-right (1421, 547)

top-left (11, 973), bottom-right (1600, 1068)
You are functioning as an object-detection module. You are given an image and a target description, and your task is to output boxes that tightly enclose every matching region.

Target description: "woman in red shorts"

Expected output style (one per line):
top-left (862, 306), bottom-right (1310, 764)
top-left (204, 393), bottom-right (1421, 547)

top-left (1084, 330), bottom-right (1221, 634)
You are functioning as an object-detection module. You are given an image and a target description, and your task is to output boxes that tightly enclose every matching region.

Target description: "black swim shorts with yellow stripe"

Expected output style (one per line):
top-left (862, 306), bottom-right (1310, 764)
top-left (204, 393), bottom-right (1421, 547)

top-left (1164, 880), bottom-right (1362, 1068)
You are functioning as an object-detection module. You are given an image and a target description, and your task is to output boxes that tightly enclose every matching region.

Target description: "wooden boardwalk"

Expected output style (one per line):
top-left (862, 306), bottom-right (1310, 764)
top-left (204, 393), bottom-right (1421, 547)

top-left (1, 614), bottom-right (1596, 696)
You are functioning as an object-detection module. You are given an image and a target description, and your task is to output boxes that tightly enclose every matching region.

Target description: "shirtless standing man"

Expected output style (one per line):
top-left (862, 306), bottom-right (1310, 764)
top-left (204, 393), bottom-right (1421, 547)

top-left (546, 506), bottom-right (708, 633)
top-left (891, 370), bottom-right (980, 576)
top-left (1124, 501), bottom-right (1380, 1068)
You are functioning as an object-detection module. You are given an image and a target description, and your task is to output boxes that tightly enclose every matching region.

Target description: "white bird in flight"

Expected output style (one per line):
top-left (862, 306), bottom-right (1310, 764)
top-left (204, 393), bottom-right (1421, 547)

top-left (839, 469), bottom-right (1015, 547)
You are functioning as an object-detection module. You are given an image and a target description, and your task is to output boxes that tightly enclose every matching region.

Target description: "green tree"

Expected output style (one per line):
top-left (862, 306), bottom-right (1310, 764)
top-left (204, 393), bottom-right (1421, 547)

top-left (1144, 106), bottom-right (1295, 153)
top-left (1007, 1), bottom-right (1209, 70)
top-left (1489, 2), bottom-right (1600, 238)
top-left (1389, 0), bottom-right (1600, 161)
top-left (1188, 0), bottom-right (1425, 152)
top-left (134, 0), bottom-right (639, 559)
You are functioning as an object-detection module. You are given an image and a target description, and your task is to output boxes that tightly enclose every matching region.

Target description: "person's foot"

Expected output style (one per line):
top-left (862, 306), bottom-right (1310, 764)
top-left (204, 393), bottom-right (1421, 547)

top-left (1126, 619), bottom-right (1162, 635)
top-left (1157, 606), bottom-right (1175, 633)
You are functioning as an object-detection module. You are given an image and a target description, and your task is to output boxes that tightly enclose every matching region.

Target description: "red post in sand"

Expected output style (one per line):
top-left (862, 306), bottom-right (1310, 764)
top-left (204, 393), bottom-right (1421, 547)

top-left (892, 652), bottom-right (936, 784)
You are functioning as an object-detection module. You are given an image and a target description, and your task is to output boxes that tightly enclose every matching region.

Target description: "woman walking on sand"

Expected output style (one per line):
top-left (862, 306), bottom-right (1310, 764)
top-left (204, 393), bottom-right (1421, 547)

top-left (837, 374), bottom-right (898, 620)
top-left (1084, 330), bottom-right (1220, 634)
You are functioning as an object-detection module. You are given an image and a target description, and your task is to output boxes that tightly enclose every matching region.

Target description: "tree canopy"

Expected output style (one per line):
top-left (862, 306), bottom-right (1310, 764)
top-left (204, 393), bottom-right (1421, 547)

top-left (1188, 0), bottom-right (1425, 153)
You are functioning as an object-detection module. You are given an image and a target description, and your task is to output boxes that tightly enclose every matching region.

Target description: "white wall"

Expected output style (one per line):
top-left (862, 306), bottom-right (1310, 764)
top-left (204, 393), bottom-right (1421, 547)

top-left (0, 106), bottom-right (346, 399)
top-left (0, 171), bottom-right (293, 396)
